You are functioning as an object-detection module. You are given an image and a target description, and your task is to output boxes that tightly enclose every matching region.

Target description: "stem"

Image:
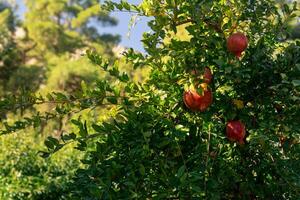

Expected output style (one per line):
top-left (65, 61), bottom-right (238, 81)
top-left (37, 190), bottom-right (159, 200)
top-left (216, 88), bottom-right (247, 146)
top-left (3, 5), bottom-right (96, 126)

top-left (1, 96), bottom-right (126, 113)
top-left (175, 19), bottom-right (194, 26)
top-left (175, 140), bottom-right (188, 172)
top-left (111, 10), bottom-right (141, 15)
top-left (175, 18), bottom-right (223, 34)
top-left (204, 123), bottom-right (211, 196)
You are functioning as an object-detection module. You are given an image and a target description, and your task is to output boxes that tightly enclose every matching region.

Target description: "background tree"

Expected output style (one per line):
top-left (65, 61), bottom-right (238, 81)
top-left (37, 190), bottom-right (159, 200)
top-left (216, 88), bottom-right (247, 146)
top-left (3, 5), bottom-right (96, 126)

top-left (17, 0), bottom-right (119, 93)
top-left (0, 0), bottom-right (146, 199)
top-left (0, 2), bottom-right (21, 94)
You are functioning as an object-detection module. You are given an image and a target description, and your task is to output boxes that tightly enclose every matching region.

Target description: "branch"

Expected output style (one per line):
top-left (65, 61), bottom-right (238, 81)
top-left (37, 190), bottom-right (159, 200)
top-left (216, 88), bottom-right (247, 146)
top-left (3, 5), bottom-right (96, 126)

top-left (175, 18), bottom-right (223, 34)
top-left (0, 97), bottom-right (124, 136)
top-left (175, 19), bottom-right (195, 26)
top-left (23, 42), bottom-right (37, 53)
top-left (0, 95), bottom-right (126, 115)
top-left (111, 10), bottom-right (141, 15)
top-left (203, 18), bottom-right (223, 33)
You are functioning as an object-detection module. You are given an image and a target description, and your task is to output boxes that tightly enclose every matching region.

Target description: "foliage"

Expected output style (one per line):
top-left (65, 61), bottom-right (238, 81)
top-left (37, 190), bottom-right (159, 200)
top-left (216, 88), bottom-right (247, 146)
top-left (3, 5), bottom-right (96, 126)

top-left (0, 131), bottom-right (83, 200)
top-left (0, 4), bottom-right (21, 92)
top-left (24, 0), bottom-right (118, 55)
top-left (21, 0), bottom-right (119, 94)
top-left (0, 0), bottom-right (299, 199)
top-left (276, 0), bottom-right (300, 39)
top-left (0, 0), bottom-right (137, 199)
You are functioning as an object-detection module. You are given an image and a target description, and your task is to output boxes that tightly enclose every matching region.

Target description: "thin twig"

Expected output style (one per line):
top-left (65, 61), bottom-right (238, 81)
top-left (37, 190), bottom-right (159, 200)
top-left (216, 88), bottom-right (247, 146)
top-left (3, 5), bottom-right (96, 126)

top-left (175, 19), bottom-right (195, 26)
top-left (111, 10), bottom-right (142, 15)
top-left (1, 95), bottom-right (126, 113)
top-left (204, 123), bottom-right (211, 196)
top-left (175, 18), bottom-right (223, 34)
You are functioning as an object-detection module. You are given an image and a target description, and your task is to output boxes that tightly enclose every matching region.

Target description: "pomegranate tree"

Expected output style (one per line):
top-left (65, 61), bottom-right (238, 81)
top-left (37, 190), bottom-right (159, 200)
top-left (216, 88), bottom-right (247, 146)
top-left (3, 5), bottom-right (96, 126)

top-left (1, 0), bottom-right (299, 199)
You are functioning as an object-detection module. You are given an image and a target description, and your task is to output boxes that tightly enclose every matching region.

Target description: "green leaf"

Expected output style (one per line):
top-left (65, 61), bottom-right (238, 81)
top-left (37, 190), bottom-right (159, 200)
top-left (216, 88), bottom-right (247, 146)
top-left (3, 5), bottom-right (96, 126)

top-left (113, 87), bottom-right (121, 96)
top-left (76, 140), bottom-right (87, 151)
top-left (107, 96), bottom-right (118, 104)
top-left (225, 66), bottom-right (232, 74)
top-left (92, 124), bottom-right (106, 132)
top-left (79, 121), bottom-right (88, 137)
top-left (39, 151), bottom-right (50, 158)
top-left (71, 119), bottom-right (81, 126)
top-left (109, 67), bottom-right (119, 76)
top-left (283, 4), bottom-right (291, 15)
top-left (175, 124), bottom-right (189, 133)
top-left (119, 72), bottom-right (129, 82)
top-left (44, 136), bottom-right (59, 150)
top-left (121, 0), bottom-right (131, 10)
top-left (139, 164), bottom-right (145, 175)
top-left (177, 165), bottom-right (186, 177)
top-left (81, 80), bottom-right (88, 96)
top-left (180, 173), bottom-right (187, 182)
top-left (191, 185), bottom-right (203, 192)
top-left (61, 132), bottom-right (77, 142)
top-left (44, 140), bottom-right (54, 150)
top-left (293, 2), bottom-right (298, 11)
top-left (213, 59), bottom-right (224, 66)
top-left (47, 136), bottom-right (59, 145)
top-left (54, 92), bottom-right (68, 101)
top-left (46, 94), bottom-right (54, 101)
top-left (292, 80), bottom-right (300, 87)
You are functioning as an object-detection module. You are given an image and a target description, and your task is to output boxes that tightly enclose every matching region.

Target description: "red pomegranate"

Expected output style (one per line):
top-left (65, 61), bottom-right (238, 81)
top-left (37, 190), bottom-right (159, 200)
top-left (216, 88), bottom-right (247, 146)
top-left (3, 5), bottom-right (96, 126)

top-left (227, 33), bottom-right (248, 57)
top-left (190, 67), bottom-right (213, 84)
top-left (203, 67), bottom-right (213, 84)
top-left (226, 120), bottom-right (246, 144)
top-left (183, 88), bottom-right (213, 112)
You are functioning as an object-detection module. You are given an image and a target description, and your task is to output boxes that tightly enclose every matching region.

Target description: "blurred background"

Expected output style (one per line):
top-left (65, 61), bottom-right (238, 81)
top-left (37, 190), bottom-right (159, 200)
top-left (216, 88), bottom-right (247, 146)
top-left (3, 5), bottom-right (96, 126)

top-left (15, 0), bottom-right (150, 52)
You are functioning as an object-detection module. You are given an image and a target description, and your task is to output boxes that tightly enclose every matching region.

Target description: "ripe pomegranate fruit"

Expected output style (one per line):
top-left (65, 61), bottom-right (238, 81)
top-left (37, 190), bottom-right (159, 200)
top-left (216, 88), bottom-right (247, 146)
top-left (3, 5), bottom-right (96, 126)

top-left (190, 67), bottom-right (213, 84)
top-left (183, 88), bottom-right (213, 112)
top-left (226, 120), bottom-right (246, 144)
top-left (203, 67), bottom-right (213, 84)
top-left (227, 33), bottom-right (248, 57)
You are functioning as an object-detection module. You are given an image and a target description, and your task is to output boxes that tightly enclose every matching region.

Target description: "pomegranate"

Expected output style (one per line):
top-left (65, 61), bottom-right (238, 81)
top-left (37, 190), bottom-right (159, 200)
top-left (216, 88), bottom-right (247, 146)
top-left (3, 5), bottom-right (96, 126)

top-left (227, 33), bottom-right (248, 57)
top-left (183, 88), bottom-right (213, 112)
top-left (203, 67), bottom-right (213, 84)
top-left (190, 67), bottom-right (213, 84)
top-left (226, 120), bottom-right (246, 144)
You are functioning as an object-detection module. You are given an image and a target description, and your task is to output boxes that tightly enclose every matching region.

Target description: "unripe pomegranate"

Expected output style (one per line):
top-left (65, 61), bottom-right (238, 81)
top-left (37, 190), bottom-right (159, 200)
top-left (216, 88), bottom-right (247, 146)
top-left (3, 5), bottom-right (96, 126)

top-left (227, 33), bottom-right (248, 57)
top-left (183, 88), bottom-right (213, 112)
top-left (226, 120), bottom-right (246, 144)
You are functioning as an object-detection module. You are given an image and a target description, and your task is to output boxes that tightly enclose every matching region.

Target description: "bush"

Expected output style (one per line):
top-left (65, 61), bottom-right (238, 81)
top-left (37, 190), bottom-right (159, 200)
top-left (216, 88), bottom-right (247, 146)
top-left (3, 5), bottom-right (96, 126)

top-left (0, 131), bottom-right (83, 200)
